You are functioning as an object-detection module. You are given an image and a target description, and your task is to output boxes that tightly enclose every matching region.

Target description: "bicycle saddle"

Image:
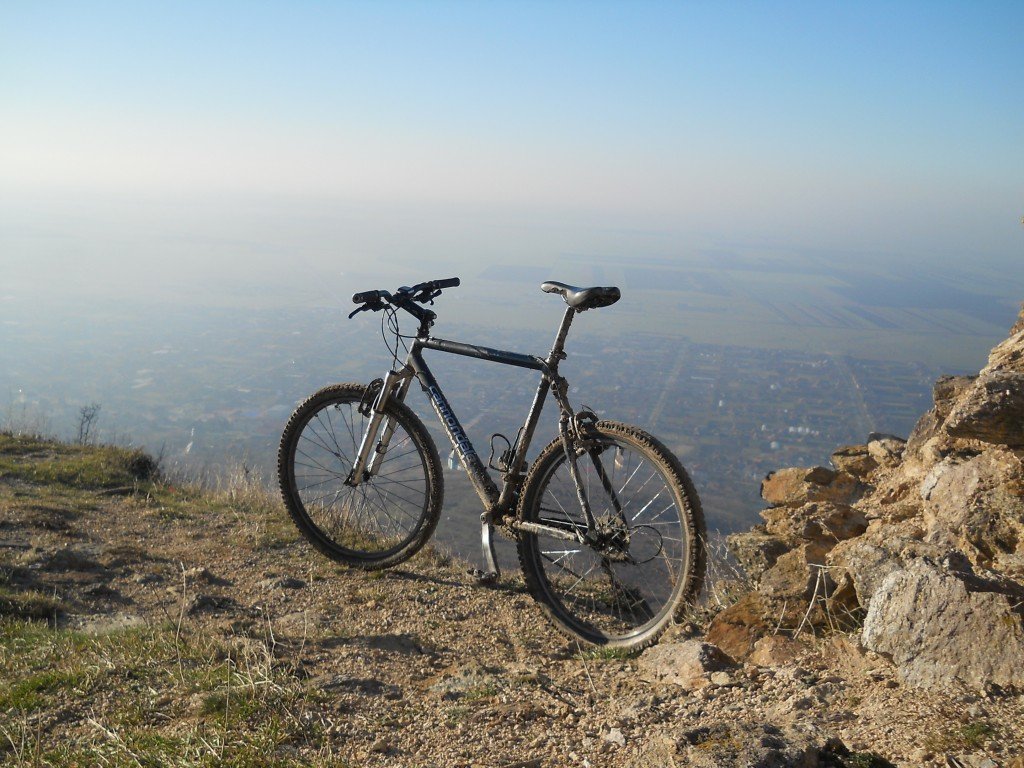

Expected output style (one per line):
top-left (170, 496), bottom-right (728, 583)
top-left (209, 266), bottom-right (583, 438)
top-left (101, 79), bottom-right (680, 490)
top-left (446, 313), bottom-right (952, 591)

top-left (541, 281), bottom-right (621, 311)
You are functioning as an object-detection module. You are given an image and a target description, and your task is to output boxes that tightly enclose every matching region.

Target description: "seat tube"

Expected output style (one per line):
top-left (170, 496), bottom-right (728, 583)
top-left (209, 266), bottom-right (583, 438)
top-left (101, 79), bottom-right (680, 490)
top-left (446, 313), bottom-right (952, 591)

top-left (548, 307), bottom-right (575, 364)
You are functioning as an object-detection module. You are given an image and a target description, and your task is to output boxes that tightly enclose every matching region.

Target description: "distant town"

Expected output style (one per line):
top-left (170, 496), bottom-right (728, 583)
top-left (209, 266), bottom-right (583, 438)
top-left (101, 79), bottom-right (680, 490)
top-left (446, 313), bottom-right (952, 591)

top-left (2, 297), bottom-right (944, 560)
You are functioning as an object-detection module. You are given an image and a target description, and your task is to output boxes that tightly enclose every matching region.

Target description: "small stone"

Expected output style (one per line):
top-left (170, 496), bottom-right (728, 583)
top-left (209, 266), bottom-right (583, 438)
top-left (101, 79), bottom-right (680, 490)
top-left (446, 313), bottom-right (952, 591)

top-left (603, 727), bottom-right (626, 747)
top-left (709, 671), bottom-right (733, 686)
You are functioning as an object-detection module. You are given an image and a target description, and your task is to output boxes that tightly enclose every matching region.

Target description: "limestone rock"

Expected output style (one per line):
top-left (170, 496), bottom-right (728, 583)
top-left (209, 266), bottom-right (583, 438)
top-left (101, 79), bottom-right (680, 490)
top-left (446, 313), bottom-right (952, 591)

top-left (867, 435), bottom-right (906, 468)
top-left (727, 529), bottom-right (788, 584)
top-left (861, 559), bottom-right (1024, 692)
top-left (748, 635), bottom-right (807, 668)
top-left (760, 467), bottom-right (863, 508)
top-left (919, 448), bottom-right (1024, 567)
top-left (637, 639), bottom-right (735, 690)
top-left (761, 502), bottom-right (867, 546)
top-left (1011, 303), bottom-right (1024, 336)
top-left (985, 320), bottom-right (1024, 372)
top-left (933, 375), bottom-right (978, 420)
top-left (759, 543), bottom-right (830, 601)
top-left (905, 411), bottom-right (943, 463)
top-left (944, 370), bottom-right (1024, 447)
top-left (705, 593), bottom-right (776, 661)
top-left (826, 538), bottom-right (902, 610)
top-left (830, 444), bottom-right (878, 479)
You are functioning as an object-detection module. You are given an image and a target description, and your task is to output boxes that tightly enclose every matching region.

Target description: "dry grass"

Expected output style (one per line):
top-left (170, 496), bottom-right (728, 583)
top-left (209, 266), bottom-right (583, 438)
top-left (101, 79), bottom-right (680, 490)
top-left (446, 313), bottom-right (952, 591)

top-left (678, 532), bottom-right (752, 630)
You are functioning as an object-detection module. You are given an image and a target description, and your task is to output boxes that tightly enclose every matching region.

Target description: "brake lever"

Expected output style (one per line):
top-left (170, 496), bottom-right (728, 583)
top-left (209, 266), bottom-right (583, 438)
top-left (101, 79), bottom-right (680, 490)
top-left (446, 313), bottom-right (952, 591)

top-left (347, 300), bottom-right (387, 319)
top-left (413, 288), bottom-right (441, 305)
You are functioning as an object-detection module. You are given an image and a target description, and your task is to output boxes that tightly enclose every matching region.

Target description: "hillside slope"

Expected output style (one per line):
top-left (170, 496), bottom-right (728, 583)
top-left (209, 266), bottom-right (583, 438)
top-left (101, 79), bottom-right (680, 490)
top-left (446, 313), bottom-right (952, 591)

top-left (3, 303), bottom-right (1024, 768)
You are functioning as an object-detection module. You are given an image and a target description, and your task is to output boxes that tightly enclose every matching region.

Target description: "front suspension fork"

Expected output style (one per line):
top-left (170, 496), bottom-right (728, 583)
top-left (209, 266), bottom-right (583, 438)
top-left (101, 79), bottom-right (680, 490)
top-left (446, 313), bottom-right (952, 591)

top-left (346, 370), bottom-right (411, 486)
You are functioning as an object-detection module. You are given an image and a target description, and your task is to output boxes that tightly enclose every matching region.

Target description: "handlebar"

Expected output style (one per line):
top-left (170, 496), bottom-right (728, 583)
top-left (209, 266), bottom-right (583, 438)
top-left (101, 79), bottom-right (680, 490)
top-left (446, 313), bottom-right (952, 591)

top-left (348, 277), bottom-right (461, 321)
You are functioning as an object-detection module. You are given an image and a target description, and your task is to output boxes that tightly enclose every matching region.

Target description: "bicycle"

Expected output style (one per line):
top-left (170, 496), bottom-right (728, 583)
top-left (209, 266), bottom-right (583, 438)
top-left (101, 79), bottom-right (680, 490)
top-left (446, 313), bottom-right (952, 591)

top-left (278, 277), bottom-right (706, 649)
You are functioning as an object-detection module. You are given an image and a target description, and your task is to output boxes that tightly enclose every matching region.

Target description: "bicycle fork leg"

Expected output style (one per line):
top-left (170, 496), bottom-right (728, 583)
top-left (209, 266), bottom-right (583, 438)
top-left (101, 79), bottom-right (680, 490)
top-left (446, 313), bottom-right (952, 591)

top-left (347, 371), bottom-right (406, 486)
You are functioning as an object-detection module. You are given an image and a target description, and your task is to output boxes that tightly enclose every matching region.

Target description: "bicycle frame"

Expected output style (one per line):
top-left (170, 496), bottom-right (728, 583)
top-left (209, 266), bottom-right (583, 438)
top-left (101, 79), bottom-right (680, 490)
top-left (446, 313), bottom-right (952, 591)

top-left (347, 305), bottom-right (588, 577)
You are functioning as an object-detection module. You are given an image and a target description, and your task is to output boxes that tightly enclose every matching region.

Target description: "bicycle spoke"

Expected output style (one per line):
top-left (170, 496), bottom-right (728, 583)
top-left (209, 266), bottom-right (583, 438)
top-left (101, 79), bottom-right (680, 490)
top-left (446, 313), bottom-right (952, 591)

top-left (282, 388), bottom-right (439, 562)
top-left (522, 427), bottom-right (702, 644)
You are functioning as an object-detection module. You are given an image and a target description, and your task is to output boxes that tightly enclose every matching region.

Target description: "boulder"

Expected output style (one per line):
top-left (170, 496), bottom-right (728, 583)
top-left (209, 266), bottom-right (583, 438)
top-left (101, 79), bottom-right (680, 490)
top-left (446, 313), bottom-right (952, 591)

top-left (867, 435), bottom-right (906, 468)
top-left (830, 444), bottom-right (877, 479)
top-left (727, 529), bottom-right (789, 584)
top-left (760, 467), bottom-right (864, 508)
top-left (748, 635), bottom-right (807, 668)
top-left (826, 538), bottom-right (902, 610)
top-left (933, 375), bottom-right (978, 421)
top-left (919, 448), bottom-right (1024, 568)
top-left (761, 502), bottom-right (867, 546)
top-left (637, 639), bottom-right (735, 690)
top-left (705, 593), bottom-right (776, 661)
top-left (861, 559), bottom-right (1024, 692)
top-left (944, 370), bottom-right (1024, 447)
top-left (759, 543), bottom-right (831, 601)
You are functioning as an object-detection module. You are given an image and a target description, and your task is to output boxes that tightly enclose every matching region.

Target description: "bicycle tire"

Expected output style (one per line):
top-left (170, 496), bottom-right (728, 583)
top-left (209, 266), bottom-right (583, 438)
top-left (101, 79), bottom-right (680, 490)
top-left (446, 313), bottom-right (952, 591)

top-left (516, 420), bottom-right (705, 649)
top-left (278, 383), bottom-right (443, 569)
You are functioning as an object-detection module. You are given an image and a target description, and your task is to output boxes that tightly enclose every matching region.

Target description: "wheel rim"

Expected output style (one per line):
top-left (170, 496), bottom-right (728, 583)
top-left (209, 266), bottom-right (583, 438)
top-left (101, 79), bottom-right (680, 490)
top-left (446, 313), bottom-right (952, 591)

top-left (289, 398), bottom-right (430, 558)
top-left (528, 436), bottom-right (691, 641)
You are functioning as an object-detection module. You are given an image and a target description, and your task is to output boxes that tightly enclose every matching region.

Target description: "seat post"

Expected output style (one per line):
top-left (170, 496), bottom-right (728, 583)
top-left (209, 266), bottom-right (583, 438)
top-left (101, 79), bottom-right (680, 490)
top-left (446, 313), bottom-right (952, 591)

top-left (548, 306), bottom-right (576, 365)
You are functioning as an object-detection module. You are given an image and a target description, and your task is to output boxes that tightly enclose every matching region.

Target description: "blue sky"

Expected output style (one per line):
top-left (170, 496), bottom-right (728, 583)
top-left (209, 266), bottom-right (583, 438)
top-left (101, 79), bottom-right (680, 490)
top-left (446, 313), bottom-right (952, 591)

top-left (1, 1), bottom-right (1022, 264)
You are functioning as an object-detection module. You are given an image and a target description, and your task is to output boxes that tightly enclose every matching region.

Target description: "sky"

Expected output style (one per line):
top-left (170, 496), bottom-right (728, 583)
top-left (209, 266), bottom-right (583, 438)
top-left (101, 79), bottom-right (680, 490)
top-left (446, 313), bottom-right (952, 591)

top-left (1, 1), bottom-right (1022, 284)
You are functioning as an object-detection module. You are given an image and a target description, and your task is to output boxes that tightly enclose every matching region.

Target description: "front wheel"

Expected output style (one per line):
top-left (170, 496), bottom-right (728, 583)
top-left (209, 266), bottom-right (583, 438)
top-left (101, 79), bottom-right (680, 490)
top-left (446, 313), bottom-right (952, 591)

top-left (516, 421), bottom-right (705, 649)
top-left (278, 383), bottom-right (443, 569)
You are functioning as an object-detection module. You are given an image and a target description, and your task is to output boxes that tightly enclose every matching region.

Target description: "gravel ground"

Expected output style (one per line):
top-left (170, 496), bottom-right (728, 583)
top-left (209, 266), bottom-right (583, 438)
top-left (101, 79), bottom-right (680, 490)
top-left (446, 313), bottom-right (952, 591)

top-left (2, 438), bottom-right (1022, 766)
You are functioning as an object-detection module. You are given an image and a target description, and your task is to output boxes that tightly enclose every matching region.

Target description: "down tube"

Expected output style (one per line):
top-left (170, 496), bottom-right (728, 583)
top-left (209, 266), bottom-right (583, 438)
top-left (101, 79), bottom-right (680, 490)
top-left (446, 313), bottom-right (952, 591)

top-left (409, 351), bottom-right (500, 508)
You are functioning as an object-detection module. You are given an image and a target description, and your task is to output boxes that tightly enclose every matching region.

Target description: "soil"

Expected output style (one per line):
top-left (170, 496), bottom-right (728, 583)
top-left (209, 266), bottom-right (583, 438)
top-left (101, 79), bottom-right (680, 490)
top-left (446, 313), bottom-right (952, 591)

top-left (1, 437), bottom-right (1022, 767)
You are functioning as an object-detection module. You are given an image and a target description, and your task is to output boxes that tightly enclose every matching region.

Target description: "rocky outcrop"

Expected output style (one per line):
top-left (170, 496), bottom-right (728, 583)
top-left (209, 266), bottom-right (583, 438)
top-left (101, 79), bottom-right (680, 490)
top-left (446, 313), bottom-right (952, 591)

top-left (714, 303), bottom-right (1024, 692)
top-left (945, 370), bottom-right (1024, 446)
top-left (919, 447), bottom-right (1024, 571)
top-left (760, 466), bottom-right (864, 508)
top-left (861, 559), bottom-right (1024, 692)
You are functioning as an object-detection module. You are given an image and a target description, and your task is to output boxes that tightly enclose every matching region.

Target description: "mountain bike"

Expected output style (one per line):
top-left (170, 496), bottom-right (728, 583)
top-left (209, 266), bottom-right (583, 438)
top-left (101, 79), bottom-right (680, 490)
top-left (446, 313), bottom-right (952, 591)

top-left (277, 277), bottom-right (706, 649)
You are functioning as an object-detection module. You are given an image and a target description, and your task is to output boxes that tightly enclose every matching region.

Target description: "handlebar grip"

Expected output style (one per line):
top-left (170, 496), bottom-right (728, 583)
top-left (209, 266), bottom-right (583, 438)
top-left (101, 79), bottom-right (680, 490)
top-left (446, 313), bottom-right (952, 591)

top-left (352, 289), bottom-right (382, 304)
top-left (433, 277), bottom-right (460, 289)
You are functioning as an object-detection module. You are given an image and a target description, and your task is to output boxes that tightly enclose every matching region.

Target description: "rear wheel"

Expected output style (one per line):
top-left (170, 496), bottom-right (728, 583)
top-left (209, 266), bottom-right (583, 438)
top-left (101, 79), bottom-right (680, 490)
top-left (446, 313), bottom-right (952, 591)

top-left (278, 383), bottom-right (443, 569)
top-left (516, 421), bottom-right (705, 649)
